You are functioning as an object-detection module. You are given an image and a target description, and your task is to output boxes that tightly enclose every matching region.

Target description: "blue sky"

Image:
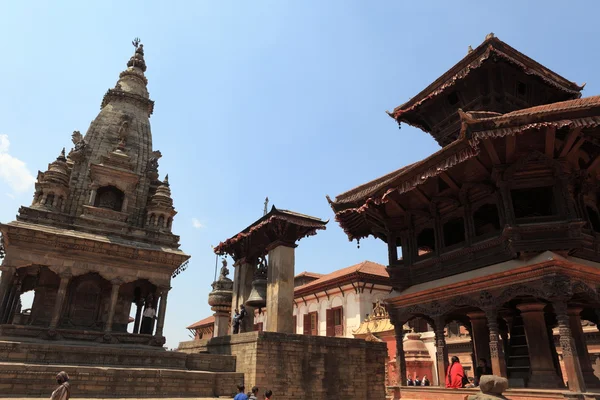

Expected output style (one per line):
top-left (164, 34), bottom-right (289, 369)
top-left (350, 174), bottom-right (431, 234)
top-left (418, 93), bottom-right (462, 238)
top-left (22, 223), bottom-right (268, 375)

top-left (0, 1), bottom-right (598, 348)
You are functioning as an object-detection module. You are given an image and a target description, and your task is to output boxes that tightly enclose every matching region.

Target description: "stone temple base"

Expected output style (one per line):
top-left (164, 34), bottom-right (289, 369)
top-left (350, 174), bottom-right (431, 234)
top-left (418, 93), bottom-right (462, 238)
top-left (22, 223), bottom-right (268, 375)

top-left (0, 339), bottom-right (243, 397)
top-left (207, 331), bottom-right (388, 400)
top-left (0, 324), bottom-right (165, 347)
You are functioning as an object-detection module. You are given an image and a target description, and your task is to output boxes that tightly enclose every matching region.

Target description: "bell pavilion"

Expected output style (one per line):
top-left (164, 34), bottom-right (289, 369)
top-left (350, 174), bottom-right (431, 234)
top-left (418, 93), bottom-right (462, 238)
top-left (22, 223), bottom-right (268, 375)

top-left (329, 33), bottom-right (600, 396)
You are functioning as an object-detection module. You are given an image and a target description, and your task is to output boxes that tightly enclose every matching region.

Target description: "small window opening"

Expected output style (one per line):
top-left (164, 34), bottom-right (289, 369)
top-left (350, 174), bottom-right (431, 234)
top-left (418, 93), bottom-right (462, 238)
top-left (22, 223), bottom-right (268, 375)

top-left (511, 186), bottom-right (557, 219)
top-left (416, 228), bottom-right (435, 255)
top-left (438, 177), bottom-right (450, 192)
top-left (473, 203), bottom-right (501, 236)
top-left (443, 217), bottom-right (466, 247)
top-left (94, 186), bottom-right (124, 212)
top-left (46, 194), bottom-right (55, 206)
top-left (586, 206), bottom-right (600, 233)
top-left (447, 91), bottom-right (460, 105)
top-left (517, 81), bottom-right (527, 97)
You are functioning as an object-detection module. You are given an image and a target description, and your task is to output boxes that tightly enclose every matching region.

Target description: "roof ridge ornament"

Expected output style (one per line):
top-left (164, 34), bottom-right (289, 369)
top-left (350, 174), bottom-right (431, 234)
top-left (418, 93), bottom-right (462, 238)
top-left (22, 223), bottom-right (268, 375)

top-left (127, 37), bottom-right (147, 72)
top-left (485, 32), bottom-right (495, 41)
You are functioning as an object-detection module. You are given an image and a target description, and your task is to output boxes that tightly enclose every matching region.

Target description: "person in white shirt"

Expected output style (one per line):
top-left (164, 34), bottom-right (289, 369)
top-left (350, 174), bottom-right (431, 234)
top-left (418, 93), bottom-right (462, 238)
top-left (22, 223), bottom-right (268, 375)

top-left (140, 297), bottom-right (157, 335)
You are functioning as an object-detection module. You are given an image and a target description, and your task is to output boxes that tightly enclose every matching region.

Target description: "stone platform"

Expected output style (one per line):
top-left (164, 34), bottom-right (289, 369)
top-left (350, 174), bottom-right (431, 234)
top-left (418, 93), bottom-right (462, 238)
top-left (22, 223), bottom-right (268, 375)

top-left (0, 340), bottom-right (243, 398)
top-left (206, 331), bottom-right (388, 400)
top-left (391, 386), bottom-right (600, 400)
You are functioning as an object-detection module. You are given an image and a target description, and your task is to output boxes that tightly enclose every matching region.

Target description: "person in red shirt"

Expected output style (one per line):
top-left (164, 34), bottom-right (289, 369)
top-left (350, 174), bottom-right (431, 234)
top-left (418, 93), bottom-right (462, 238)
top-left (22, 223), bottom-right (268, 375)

top-left (445, 356), bottom-right (465, 388)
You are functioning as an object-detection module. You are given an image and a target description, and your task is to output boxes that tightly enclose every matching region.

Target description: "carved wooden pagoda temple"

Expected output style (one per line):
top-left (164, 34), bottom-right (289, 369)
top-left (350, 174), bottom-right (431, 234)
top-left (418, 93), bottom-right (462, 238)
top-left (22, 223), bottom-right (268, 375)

top-left (329, 33), bottom-right (600, 394)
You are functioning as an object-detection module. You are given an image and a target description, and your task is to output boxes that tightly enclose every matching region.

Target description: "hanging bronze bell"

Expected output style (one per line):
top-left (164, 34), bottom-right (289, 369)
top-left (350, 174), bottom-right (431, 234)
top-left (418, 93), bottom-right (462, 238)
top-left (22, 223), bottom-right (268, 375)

top-left (245, 276), bottom-right (267, 309)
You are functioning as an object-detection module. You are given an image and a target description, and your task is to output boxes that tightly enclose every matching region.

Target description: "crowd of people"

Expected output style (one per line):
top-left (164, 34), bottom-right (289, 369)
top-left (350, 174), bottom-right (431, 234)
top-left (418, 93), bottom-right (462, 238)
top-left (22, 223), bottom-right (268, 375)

top-left (235, 384), bottom-right (273, 400)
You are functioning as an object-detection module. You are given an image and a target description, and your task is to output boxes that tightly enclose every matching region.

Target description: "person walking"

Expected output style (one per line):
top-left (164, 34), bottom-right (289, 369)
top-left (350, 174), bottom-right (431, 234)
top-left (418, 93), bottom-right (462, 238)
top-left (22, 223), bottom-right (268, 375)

top-left (51, 371), bottom-right (71, 400)
top-left (234, 384), bottom-right (248, 400)
top-left (248, 386), bottom-right (259, 400)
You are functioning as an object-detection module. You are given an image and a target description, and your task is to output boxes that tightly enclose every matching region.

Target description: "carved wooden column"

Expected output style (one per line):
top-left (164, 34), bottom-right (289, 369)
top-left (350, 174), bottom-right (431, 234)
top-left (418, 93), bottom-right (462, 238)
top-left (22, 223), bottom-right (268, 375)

top-left (468, 311), bottom-right (491, 365)
top-left (387, 233), bottom-right (398, 266)
top-left (554, 302), bottom-right (586, 392)
top-left (568, 307), bottom-right (600, 388)
top-left (155, 287), bottom-right (170, 337)
top-left (394, 323), bottom-right (407, 386)
top-left (104, 280), bottom-right (122, 333)
top-left (0, 268), bottom-right (16, 324)
top-left (485, 309), bottom-right (507, 377)
top-left (434, 317), bottom-right (449, 387)
top-left (50, 272), bottom-right (71, 329)
top-left (517, 303), bottom-right (562, 388)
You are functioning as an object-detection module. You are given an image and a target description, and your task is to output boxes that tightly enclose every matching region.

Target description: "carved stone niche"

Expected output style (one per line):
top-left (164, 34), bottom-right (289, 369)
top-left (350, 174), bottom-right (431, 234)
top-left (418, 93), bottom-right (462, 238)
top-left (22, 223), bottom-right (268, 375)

top-left (80, 163), bottom-right (140, 223)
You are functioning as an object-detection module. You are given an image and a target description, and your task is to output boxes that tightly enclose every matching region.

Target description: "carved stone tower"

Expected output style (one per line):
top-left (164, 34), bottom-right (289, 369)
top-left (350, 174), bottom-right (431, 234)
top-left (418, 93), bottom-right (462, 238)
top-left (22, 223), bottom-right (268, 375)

top-left (0, 41), bottom-right (190, 346)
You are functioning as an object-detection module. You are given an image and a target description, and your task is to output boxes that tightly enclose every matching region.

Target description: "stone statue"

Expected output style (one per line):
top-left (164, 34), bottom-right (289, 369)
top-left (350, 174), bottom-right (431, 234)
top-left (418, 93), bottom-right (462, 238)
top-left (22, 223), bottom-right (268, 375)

top-left (70, 131), bottom-right (87, 157)
top-left (148, 150), bottom-right (162, 171)
top-left (71, 131), bottom-right (83, 145)
top-left (218, 258), bottom-right (229, 281)
top-left (118, 120), bottom-right (129, 140)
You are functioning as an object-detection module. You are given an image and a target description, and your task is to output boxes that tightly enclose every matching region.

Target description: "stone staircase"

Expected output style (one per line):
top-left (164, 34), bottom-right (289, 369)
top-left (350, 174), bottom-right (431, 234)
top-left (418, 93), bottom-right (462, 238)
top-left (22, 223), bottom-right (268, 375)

top-left (0, 340), bottom-right (243, 397)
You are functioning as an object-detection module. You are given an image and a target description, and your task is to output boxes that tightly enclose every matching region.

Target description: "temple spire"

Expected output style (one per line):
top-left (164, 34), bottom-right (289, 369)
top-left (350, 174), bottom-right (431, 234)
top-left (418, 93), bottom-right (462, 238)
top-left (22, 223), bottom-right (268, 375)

top-left (127, 37), bottom-right (147, 72)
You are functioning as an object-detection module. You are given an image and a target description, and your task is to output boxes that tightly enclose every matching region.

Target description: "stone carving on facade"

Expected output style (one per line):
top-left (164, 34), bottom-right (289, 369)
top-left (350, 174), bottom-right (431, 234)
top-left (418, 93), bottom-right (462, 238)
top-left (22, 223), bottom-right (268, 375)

top-left (69, 130), bottom-right (87, 161)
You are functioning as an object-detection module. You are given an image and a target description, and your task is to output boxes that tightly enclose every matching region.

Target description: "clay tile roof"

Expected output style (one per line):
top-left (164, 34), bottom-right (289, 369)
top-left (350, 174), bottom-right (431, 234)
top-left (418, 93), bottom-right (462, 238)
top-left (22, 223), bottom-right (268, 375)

top-left (186, 315), bottom-right (215, 330)
top-left (295, 271), bottom-right (324, 279)
top-left (389, 35), bottom-right (583, 128)
top-left (473, 95), bottom-right (600, 121)
top-left (329, 163), bottom-right (415, 208)
top-left (294, 261), bottom-right (389, 294)
top-left (330, 139), bottom-right (474, 207)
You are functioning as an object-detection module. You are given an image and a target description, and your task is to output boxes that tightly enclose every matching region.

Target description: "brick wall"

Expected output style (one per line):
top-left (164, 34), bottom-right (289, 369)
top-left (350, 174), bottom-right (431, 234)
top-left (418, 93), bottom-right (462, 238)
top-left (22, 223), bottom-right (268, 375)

top-left (208, 331), bottom-right (387, 400)
top-left (0, 362), bottom-right (241, 398)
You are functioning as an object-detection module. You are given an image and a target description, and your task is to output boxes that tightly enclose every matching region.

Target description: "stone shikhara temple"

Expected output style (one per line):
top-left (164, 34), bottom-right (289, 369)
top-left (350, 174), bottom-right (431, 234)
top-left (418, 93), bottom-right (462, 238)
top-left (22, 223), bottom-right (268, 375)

top-left (0, 42), bottom-right (189, 345)
top-left (0, 42), bottom-right (247, 398)
top-left (329, 33), bottom-right (600, 396)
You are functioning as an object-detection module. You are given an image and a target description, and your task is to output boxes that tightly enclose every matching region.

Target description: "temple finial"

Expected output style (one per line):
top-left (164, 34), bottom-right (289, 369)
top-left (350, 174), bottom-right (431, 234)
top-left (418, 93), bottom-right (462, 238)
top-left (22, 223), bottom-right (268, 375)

top-left (127, 37), bottom-right (147, 72)
top-left (485, 32), bottom-right (495, 41)
top-left (57, 148), bottom-right (66, 161)
top-left (467, 45), bottom-right (473, 54)
top-left (163, 174), bottom-right (170, 186)
top-left (263, 197), bottom-right (269, 216)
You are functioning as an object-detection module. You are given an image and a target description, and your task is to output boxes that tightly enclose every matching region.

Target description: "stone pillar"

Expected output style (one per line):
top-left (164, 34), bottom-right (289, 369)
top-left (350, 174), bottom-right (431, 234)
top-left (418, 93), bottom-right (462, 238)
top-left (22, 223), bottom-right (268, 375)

top-left (554, 302), bottom-right (586, 392)
top-left (50, 273), bottom-right (71, 329)
top-left (104, 280), bottom-right (121, 332)
top-left (133, 300), bottom-right (143, 334)
top-left (567, 308), bottom-right (600, 388)
top-left (485, 309), bottom-right (507, 378)
top-left (155, 287), bottom-right (170, 337)
top-left (266, 242), bottom-right (296, 333)
top-left (89, 188), bottom-right (97, 205)
top-left (434, 318), bottom-right (449, 387)
top-left (468, 311), bottom-right (491, 364)
top-left (517, 303), bottom-right (562, 388)
top-left (0, 268), bottom-right (16, 324)
top-left (231, 261), bottom-right (255, 333)
top-left (5, 275), bottom-right (23, 324)
top-left (394, 324), bottom-right (407, 386)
